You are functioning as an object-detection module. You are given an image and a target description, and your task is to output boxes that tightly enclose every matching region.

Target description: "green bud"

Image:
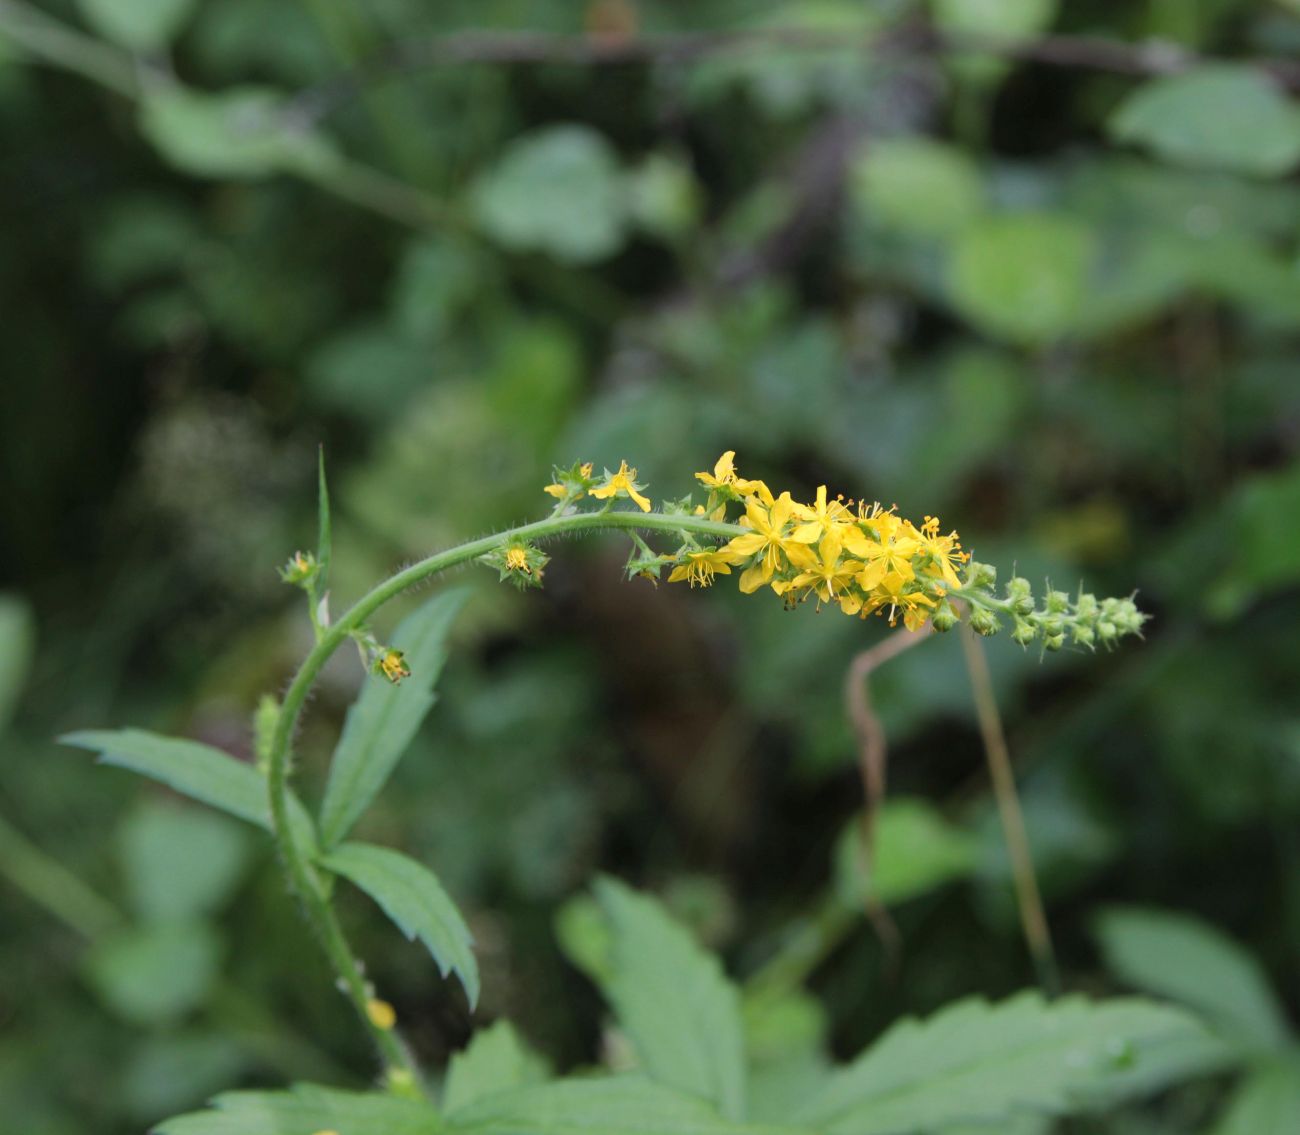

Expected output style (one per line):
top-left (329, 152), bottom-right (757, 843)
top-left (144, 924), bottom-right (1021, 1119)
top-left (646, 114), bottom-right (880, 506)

top-left (1072, 623), bottom-right (1095, 648)
top-left (969, 606), bottom-right (1001, 636)
top-left (931, 598), bottom-right (958, 632)
top-left (1011, 616), bottom-right (1038, 646)
top-left (1043, 632), bottom-right (1066, 652)
top-left (1040, 613), bottom-right (1065, 638)
top-left (965, 560), bottom-right (997, 589)
top-left (1006, 576), bottom-right (1035, 616)
top-left (1044, 589), bottom-right (1070, 614)
top-left (278, 550), bottom-right (318, 586)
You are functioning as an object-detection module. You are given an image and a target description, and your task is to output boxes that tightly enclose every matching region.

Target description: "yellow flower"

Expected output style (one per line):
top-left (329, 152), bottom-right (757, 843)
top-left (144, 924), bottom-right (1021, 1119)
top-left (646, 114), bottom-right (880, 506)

top-left (782, 526), bottom-right (863, 614)
top-left (868, 572), bottom-right (936, 630)
top-left (723, 492), bottom-right (800, 593)
top-left (667, 548), bottom-right (739, 588)
top-left (914, 516), bottom-right (966, 589)
top-left (695, 450), bottom-right (765, 497)
top-left (589, 460), bottom-right (652, 512)
top-left (844, 524), bottom-right (920, 591)
top-left (366, 998), bottom-right (397, 1030)
top-left (542, 482), bottom-right (568, 499)
top-left (377, 649), bottom-right (410, 683)
top-left (791, 485), bottom-right (849, 543)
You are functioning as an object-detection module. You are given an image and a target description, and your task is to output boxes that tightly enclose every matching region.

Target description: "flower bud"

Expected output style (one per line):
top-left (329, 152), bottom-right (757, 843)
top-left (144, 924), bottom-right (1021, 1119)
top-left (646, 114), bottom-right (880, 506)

top-left (1006, 577), bottom-right (1035, 616)
top-left (1044, 589), bottom-right (1070, 614)
top-left (1011, 616), bottom-right (1038, 646)
top-left (969, 606), bottom-right (1001, 636)
top-left (1043, 632), bottom-right (1066, 652)
top-left (930, 597), bottom-right (958, 632)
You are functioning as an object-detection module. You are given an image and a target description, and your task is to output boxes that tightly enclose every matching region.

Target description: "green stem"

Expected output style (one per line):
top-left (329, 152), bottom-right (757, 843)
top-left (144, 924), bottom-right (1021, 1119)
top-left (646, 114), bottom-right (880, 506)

top-left (265, 509), bottom-right (744, 1084)
top-left (0, 0), bottom-right (138, 97)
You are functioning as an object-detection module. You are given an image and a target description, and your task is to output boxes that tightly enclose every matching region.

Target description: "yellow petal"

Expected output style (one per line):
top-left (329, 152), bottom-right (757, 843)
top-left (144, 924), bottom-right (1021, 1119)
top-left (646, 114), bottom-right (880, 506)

top-left (629, 487), bottom-right (653, 512)
top-left (725, 532), bottom-right (766, 557)
top-left (738, 561), bottom-right (771, 593)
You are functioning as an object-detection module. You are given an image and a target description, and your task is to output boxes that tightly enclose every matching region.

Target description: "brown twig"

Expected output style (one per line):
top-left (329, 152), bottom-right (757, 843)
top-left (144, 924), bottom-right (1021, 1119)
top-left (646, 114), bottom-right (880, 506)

top-left (957, 619), bottom-right (1059, 994)
top-left (280, 25), bottom-right (1300, 127)
top-left (842, 622), bottom-right (934, 973)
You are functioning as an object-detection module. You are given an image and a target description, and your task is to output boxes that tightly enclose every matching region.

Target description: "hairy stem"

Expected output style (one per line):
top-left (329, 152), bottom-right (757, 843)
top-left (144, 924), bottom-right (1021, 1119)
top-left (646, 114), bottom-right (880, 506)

top-left (264, 509), bottom-right (744, 1084)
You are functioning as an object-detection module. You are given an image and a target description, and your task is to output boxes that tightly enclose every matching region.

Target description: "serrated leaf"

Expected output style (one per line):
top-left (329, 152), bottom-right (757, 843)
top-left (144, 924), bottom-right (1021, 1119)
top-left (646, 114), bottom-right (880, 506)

top-left (443, 1020), bottom-right (551, 1113)
top-left (948, 213), bottom-right (1096, 344)
top-left (1110, 66), bottom-right (1300, 178)
top-left (320, 841), bottom-right (478, 1008)
top-left (155, 1083), bottom-right (440, 1135)
top-left (61, 728), bottom-right (317, 856)
top-left (445, 1075), bottom-right (810, 1135)
top-left (76, 0), bottom-right (197, 53)
top-left (590, 878), bottom-right (747, 1121)
top-left (1095, 906), bottom-right (1291, 1050)
top-left (793, 991), bottom-right (1220, 1134)
top-left (139, 86), bottom-right (340, 180)
top-left (0, 592), bottom-right (35, 733)
top-left (319, 589), bottom-right (467, 848)
top-left (471, 125), bottom-right (629, 263)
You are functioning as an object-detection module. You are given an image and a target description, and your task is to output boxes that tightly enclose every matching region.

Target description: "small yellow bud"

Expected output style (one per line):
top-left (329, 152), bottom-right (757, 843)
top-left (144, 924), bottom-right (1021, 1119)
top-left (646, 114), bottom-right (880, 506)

top-left (505, 546), bottom-right (531, 574)
top-left (367, 997), bottom-right (397, 1030)
top-left (377, 650), bottom-right (410, 683)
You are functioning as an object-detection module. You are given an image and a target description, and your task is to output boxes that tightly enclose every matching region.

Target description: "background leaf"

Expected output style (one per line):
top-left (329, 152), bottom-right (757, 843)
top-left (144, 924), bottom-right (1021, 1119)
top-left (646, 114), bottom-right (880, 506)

top-left (1110, 66), bottom-right (1300, 178)
top-left (1207, 1058), bottom-right (1300, 1135)
top-left (1094, 906), bottom-right (1291, 1050)
top-left (85, 921), bottom-right (221, 1026)
top-left (589, 877), bottom-right (748, 1121)
top-left (793, 992), bottom-right (1224, 1134)
top-left (834, 797), bottom-right (979, 907)
top-left (444, 1076), bottom-right (809, 1135)
top-left (948, 214), bottom-right (1095, 344)
top-left (318, 588), bottom-right (467, 848)
top-left (118, 800), bottom-right (251, 923)
top-left (471, 126), bottom-right (629, 263)
top-left (139, 86), bottom-right (340, 180)
top-left (76, 0), bottom-right (197, 53)
top-left (443, 1020), bottom-right (551, 1113)
top-left (0, 592), bottom-right (34, 733)
top-left (156, 1083), bottom-right (440, 1135)
top-left (320, 840), bottom-right (479, 1008)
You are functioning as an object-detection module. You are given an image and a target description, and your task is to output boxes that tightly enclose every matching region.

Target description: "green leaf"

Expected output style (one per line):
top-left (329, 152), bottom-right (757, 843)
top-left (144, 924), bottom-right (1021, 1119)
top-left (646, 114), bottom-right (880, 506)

top-left (156, 1083), bottom-right (441, 1135)
top-left (61, 728), bottom-right (318, 855)
top-left (931, 0), bottom-right (1058, 85)
top-left (1110, 66), bottom-right (1300, 178)
top-left (834, 797), bottom-right (979, 907)
top-left (0, 592), bottom-right (34, 734)
top-left (443, 1020), bottom-right (551, 1113)
top-left (590, 877), bottom-right (748, 1121)
top-left (1094, 906), bottom-right (1291, 1050)
top-left (320, 841), bottom-right (479, 1008)
top-left (445, 1075), bottom-right (810, 1135)
top-left (76, 0), bottom-right (197, 53)
top-left (85, 920), bottom-right (221, 1026)
top-left (119, 801), bottom-right (251, 922)
top-left (851, 138), bottom-right (984, 237)
top-left (139, 86), bottom-right (340, 180)
top-left (792, 991), bottom-right (1220, 1134)
top-left (1208, 1058), bottom-right (1300, 1135)
top-left (471, 126), bottom-right (628, 263)
top-left (319, 589), bottom-right (467, 848)
top-left (948, 214), bottom-right (1095, 344)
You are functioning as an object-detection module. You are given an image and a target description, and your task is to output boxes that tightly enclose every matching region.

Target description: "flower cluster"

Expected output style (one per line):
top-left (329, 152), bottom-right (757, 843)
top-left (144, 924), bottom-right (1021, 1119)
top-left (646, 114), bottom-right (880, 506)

top-left (667, 452), bottom-right (966, 630)
top-left (538, 452), bottom-right (1148, 649)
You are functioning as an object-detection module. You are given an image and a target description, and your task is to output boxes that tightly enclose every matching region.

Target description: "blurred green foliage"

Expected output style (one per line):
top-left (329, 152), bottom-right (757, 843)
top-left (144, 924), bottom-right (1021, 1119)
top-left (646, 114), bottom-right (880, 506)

top-left (3, 0), bottom-right (1300, 1132)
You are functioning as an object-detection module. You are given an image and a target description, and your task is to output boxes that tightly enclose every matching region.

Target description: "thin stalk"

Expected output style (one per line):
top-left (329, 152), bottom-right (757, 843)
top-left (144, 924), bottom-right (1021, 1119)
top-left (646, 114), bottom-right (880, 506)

top-left (958, 622), bottom-right (1059, 995)
top-left (264, 510), bottom-right (745, 1085)
top-left (0, 812), bottom-right (123, 939)
top-left (0, 0), bottom-right (138, 97)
